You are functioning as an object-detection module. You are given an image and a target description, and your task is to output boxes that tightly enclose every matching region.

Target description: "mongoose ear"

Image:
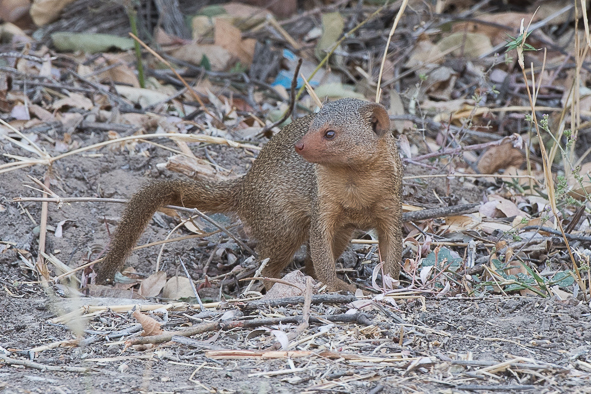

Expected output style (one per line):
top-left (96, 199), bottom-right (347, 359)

top-left (361, 103), bottom-right (391, 137)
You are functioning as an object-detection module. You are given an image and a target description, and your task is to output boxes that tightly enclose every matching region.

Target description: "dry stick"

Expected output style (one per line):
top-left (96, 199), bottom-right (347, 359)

top-left (0, 354), bottom-right (89, 373)
top-left (404, 173), bottom-right (537, 181)
top-left (516, 22), bottom-right (585, 300)
top-left (300, 71), bottom-right (322, 108)
top-left (191, 207), bottom-right (255, 257)
top-left (375, 0), bottom-right (409, 103)
top-left (178, 257), bottom-right (204, 311)
top-left (409, 134), bottom-right (521, 162)
top-left (259, 58), bottom-right (302, 136)
top-left (127, 322), bottom-right (219, 346)
top-left (243, 294), bottom-right (356, 310)
top-left (401, 203), bottom-right (479, 222)
top-left (128, 32), bottom-right (221, 125)
top-left (126, 313), bottom-right (369, 347)
top-left (36, 172), bottom-right (51, 277)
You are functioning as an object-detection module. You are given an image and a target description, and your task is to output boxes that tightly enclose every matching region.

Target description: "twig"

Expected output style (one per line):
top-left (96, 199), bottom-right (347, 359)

top-left (191, 208), bottom-right (255, 256)
top-left (388, 114), bottom-right (489, 141)
top-left (260, 58), bottom-right (302, 136)
top-left (242, 294), bottom-right (356, 310)
top-left (0, 52), bottom-right (47, 62)
top-left (178, 257), bottom-right (204, 310)
top-left (242, 258), bottom-right (270, 295)
top-left (0, 354), bottom-right (89, 372)
top-left (521, 226), bottom-right (591, 242)
top-left (409, 134), bottom-right (521, 163)
top-left (402, 203), bottom-right (479, 222)
top-left (35, 172), bottom-right (51, 276)
top-left (126, 322), bottom-right (219, 346)
top-left (128, 32), bottom-right (222, 125)
top-left (222, 313), bottom-right (370, 330)
top-left (268, 276), bottom-right (313, 351)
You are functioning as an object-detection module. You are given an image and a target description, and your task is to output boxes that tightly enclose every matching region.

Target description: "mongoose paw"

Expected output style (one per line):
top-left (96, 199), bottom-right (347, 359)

top-left (330, 279), bottom-right (357, 294)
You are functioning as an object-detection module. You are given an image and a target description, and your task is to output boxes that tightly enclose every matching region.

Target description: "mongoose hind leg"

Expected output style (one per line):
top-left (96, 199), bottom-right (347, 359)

top-left (258, 239), bottom-right (306, 290)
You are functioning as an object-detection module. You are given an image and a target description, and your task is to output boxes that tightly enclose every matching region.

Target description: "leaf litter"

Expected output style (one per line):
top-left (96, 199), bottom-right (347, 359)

top-left (0, 0), bottom-right (590, 392)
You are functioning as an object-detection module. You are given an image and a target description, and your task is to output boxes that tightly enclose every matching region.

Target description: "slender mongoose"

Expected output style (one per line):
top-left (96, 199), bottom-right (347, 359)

top-left (96, 98), bottom-right (403, 292)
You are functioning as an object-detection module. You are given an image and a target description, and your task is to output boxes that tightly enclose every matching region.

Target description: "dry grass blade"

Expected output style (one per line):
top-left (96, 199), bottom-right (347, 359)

top-left (300, 72), bottom-right (322, 108)
top-left (375, 0), bottom-right (409, 103)
top-left (128, 32), bottom-right (221, 125)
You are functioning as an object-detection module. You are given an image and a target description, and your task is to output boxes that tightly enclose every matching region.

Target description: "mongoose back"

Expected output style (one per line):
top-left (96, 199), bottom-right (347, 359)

top-left (96, 98), bottom-right (403, 292)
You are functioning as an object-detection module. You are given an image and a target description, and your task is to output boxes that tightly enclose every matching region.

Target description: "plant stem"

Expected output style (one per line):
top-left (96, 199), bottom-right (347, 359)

top-left (127, 6), bottom-right (145, 88)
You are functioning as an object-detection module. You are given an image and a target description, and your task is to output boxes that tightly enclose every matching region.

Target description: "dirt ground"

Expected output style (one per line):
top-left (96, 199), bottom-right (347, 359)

top-left (1, 131), bottom-right (591, 393)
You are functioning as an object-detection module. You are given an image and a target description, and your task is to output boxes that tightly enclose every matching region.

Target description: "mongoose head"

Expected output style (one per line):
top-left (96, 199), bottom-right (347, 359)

top-left (294, 98), bottom-right (391, 166)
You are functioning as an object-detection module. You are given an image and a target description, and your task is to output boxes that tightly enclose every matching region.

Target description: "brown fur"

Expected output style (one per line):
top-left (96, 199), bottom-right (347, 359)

top-left (96, 98), bottom-right (403, 292)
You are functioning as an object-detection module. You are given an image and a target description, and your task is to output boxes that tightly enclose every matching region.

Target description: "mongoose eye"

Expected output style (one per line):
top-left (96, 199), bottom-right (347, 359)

top-left (324, 130), bottom-right (336, 140)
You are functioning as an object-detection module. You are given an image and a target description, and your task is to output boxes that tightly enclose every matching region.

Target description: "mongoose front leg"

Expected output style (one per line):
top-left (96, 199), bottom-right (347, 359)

top-left (309, 219), bottom-right (356, 293)
top-left (377, 220), bottom-right (402, 281)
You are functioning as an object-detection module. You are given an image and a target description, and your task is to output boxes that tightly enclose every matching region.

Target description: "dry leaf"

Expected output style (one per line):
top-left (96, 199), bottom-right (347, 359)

top-left (138, 271), bottom-right (167, 298)
top-left (437, 32), bottom-right (492, 58)
top-left (568, 162), bottom-right (591, 200)
top-left (453, 13), bottom-right (535, 46)
top-left (162, 276), bottom-right (195, 300)
top-left (238, 0), bottom-right (295, 18)
top-left (0, 0), bottom-right (30, 23)
top-left (271, 330), bottom-right (290, 350)
top-left (405, 38), bottom-right (444, 69)
top-left (163, 154), bottom-right (218, 179)
top-left (51, 93), bottom-right (93, 111)
top-left (424, 66), bottom-right (457, 100)
top-left (478, 143), bottom-right (524, 174)
top-left (214, 18), bottom-right (256, 66)
top-left (132, 310), bottom-right (163, 336)
top-left (99, 54), bottom-right (139, 88)
top-left (30, 0), bottom-right (77, 26)
top-left (29, 104), bottom-right (54, 121)
top-left (114, 85), bottom-right (169, 108)
top-left (262, 270), bottom-right (309, 300)
top-left (315, 12), bottom-right (344, 61)
top-left (172, 43), bottom-right (232, 71)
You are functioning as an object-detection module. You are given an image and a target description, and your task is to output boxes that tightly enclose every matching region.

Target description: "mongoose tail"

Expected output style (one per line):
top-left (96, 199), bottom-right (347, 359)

top-left (96, 178), bottom-right (241, 284)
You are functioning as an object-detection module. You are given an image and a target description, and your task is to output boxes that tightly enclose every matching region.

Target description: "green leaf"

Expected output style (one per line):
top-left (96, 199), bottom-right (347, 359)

top-left (315, 12), bottom-right (344, 61)
top-left (549, 271), bottom-right (575, 287)
top-left (200, 54), bottom-right (211, 71)
top-left (422, 247), bottom-right (463, 271)
top-left (51, 32), bottom-right (135, 53)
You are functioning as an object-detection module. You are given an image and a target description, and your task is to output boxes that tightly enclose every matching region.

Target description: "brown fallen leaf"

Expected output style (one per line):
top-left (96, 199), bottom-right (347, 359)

top-left (51, 93), bottom-right (93, 111)
top-left (478, 143), bottom-right (524, 174)
top-left (162, 276), bottom-right (195, 300)
top-left (133, 310), bottom-right (163, 336)
top-left (0, 0), bottom-right (30, 23)
top-left (99, 53), bottom-right (139, 88)
top-left (138, 271), bottom-right (167, 298)
top-left (30, 0), bottom-right (76, 26)
top-left (172, 43), bottom-right (232, 71)
top-left (214, 18), bottom-right (256, 66)
top-left (568, 161), bottom-right (591, 200)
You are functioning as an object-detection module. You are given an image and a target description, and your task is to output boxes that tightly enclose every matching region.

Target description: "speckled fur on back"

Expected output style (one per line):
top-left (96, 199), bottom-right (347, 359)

top-left (96, 99), bottom-right (403, 292)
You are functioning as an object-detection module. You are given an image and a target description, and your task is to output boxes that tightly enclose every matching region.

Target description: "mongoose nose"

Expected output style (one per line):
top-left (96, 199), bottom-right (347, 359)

top-left (295, 141), bottom-right (304, 152)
